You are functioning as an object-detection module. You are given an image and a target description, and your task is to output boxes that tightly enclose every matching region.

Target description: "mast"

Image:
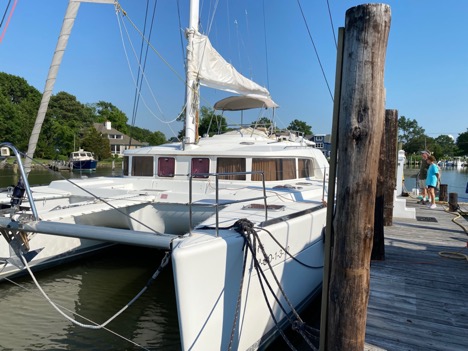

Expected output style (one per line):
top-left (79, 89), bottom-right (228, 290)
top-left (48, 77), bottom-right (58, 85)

top-left (184, 0), bottom-right (200, 149)
top-left (23, 0), bottom-right (114, 174)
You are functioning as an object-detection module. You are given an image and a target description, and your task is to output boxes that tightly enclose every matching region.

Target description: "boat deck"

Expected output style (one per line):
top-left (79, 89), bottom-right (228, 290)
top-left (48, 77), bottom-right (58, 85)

top-left (365, 197), bottom-right (468, 351)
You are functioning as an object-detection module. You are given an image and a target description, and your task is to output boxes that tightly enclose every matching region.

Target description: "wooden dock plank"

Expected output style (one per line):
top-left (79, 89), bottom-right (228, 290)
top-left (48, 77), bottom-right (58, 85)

top-left (365, 198), bottom-right (468, 351)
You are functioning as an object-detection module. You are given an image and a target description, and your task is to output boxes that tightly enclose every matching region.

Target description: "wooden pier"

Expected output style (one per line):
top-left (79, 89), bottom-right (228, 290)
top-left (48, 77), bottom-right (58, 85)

top-left (365, 198), bottom-right (468, 351)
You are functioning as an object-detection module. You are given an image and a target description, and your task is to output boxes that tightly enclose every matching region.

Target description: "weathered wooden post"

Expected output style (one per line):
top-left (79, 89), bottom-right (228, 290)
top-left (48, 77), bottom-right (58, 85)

top-left (439, 184), bottom-right (448, 202)
top-left (372, 110), bottom-right (398, 259)
top-left (449, 192), bottom-right (458, 211)
top-left (383, 110), bottom-right (398, 226)
top-left (326, 4), bottom-right (391, 351)
top-left (372, 116), bottom-right (386, 261)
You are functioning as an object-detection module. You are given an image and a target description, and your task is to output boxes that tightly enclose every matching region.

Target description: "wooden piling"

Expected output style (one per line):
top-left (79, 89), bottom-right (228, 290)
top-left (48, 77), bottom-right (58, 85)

top-left (372, 109), bottom-right (398, 260)
top-left (383, 110), bottom-right (398, 226)
top-left (439, 184), bottom-right (448, 202)
top-left (325, 4), bottom-right (391, 351)
top-left (372, 116), bottom-right (386, 261)
top-left (448, 192), bottom-right (458, 211)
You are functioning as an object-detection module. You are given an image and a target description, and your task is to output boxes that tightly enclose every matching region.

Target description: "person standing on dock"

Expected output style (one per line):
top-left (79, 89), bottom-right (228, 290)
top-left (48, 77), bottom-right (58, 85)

top-left (426, 155), bottom-right (440, 209)
top-left (418, 150), bottom-right (430, 204)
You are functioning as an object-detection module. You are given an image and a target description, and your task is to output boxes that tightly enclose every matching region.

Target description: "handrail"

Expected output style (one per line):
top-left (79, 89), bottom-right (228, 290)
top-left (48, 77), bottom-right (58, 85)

top-left (0, 142), bottom-right (39, 220)
top-left (189, 171), bottom-right (267, 236)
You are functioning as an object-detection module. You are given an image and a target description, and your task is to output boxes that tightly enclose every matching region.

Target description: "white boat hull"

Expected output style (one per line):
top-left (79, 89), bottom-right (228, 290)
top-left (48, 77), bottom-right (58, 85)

top-left (172, 207), bottom-right (326, 350)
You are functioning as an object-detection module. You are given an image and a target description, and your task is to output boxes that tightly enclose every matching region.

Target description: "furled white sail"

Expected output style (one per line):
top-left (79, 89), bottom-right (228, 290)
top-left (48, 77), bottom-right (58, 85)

top-left (190, 31), bottom-right (270, 98)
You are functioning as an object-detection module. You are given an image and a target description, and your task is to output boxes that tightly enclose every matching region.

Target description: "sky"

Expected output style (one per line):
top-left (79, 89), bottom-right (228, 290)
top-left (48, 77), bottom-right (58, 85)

top-left (1, 0), bottom-right (467, 141)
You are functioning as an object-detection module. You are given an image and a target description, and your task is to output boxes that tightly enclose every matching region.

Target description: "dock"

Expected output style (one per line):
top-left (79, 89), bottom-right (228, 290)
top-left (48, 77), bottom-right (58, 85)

top-left (365, 197), bottom-right (468, 351)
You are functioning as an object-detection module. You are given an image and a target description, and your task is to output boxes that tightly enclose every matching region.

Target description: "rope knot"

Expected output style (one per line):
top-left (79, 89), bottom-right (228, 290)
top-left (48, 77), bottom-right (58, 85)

top-left (233, 218), bottom-right (255, 234)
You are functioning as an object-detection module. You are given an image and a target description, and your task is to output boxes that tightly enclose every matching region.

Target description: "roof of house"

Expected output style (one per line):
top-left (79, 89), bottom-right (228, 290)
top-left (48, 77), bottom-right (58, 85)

top-left (93, 123), bottom-right (148, 146)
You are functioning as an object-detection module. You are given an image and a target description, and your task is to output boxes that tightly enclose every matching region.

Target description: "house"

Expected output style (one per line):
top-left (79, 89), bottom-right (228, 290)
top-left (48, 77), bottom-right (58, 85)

top-left (308, 134), bottom-right (332, 158)
top-left (94, 121), bottom-right (148, 157)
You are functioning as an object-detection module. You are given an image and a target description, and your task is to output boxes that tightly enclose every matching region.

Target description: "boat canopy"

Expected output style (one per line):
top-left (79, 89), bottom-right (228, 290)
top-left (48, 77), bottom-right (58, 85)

top-left (213, 95), bottom-right (279, 111)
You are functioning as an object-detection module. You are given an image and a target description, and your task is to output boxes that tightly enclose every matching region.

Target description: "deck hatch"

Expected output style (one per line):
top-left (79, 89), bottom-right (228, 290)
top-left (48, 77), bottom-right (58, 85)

top-left (242, 203), bottom-right (285, 211)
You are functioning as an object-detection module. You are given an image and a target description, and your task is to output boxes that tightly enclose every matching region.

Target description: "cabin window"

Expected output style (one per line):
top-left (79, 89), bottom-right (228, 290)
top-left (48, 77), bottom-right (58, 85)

top-left (191, 158), bottom-right (210, 178)
top-left (252, 158), bottom-right (296, 181)
top-left (217, 158), bottom-right (246, 180)
top-left (158, 157), bottom-right (175, 177)
top-left (132, 156), bottom-right (154, 176)
top-left (123, 156), bottom-right (129, 176)
top-left (298, 158), bottom-right (314, 178)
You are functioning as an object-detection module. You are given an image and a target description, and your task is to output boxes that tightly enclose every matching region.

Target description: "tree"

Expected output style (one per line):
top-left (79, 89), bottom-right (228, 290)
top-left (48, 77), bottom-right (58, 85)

top-left (178, 106), bottom-right (227, 139)
top-left (127, 125), bottom-right (166, 145)
top-left (434, 135), bottom-right (458, 158)
top-left (287, 119), bottom-right (313, 136)
top-left (398, 116), bottom-right (425, 145)
top-left (251, 117), bottom-right (275, 132)
top-left (147, 131), bottom-right (166, 145)
top-left (81, 127), bottom-right (111, 160)
top-left (90, 101), bottom-right (129, 134)
top-left (199, 106), bottom-right (228, 137)
top-left (456, 129), bottom-right (468, 155)
top-left (38, 91), bottom-right (92, 158)
top-left (0, 72), bottom-right (41, 151)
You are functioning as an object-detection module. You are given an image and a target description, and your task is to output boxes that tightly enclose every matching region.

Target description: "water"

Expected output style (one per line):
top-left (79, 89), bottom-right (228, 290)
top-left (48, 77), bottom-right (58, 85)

top-left (0, 166), bottom-right (123, 189)
top-left (403, 166), bottom-right (468, 202)
top-left (0, 247), bottom-right (181, 351)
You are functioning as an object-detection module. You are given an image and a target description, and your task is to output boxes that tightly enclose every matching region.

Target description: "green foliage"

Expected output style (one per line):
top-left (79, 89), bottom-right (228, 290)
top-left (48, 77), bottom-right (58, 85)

top-left (0, 71), bottom-right (168, 159)
top-left (178, 106), bottom-right (227, 139)
top-left (199, 106), bottom-right (228, 136)
top-left (0, 72), bottom-right (41, 150)
top-left (398, 116), bottom-right (426, 144)
top-left (434, 135), bottom-right (457, 158)
top-left (88, 101), bottom-right (129, 134)
top-left (38, 91), bottom-right (94, 158)
top-left (455, 129), bottom-right (468, 155)
top-left (128, 125), bottom-right (166, 146)
top-left (251, 116), bottom-right (273, 131)
top-left (81, 127), bottom-right (111, 160)
top-left (287, 119), bottom-right (313, 136)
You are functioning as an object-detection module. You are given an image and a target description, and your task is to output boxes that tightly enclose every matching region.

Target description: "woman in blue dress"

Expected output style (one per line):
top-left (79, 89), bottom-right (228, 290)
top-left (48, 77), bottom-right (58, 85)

top-left (425, 155), bottom-right (440, 209)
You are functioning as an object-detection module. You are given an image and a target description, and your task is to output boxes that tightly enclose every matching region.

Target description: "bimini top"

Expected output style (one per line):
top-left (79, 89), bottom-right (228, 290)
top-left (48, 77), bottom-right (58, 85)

top-left (214, 95), bottom-right (279, 111)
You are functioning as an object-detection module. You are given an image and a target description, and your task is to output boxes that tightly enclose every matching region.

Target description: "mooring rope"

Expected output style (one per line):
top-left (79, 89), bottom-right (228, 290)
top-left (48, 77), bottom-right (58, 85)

top-left (20, 250), bottom-right (171, 330)
top-left (2, 276), bottom-right (151, 351)
top-left (232, 218), bottom-right (319, 351)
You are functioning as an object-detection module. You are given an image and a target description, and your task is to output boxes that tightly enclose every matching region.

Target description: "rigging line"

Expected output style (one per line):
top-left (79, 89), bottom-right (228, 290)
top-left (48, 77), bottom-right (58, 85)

top-left (326, 0), bottom-right (337, 49)
top-left (176, 0), bottom-right (186, 71)
top-left (23, 154), bottom-right (165, 235)
top-left (130, 0), bottom-right (152, 133)
top-left (296, 0), bottom-right (334, 102)
top-left (115, 8), bottom-right (180, 137)
top-left (3, 276), bottom-right (151, 351)
top-left (243, 9), bottom-right (253, 79)
top-left (0, 0), bottom-right (17, 44)
top-left (205, 0), bottom-right (220, 36)
top-left (0, 0), bottom-right (12, 28)
top-left (262, 0), bottom-right (270, 90)
top-left (130, 0), bottom-right (159, 145)
top-left (116, 3), bottom-right (211, 136)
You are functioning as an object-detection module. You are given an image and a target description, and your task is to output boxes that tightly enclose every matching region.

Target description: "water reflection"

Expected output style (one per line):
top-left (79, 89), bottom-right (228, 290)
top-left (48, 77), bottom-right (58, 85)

top-left (0, 246), bottom-right (181, 351)
top-left (0, 166), bottom-right (123, 189)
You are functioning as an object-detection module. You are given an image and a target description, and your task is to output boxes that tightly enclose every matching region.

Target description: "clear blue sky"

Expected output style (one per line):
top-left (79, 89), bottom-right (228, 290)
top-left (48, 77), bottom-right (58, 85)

top-left (1, 0), bottom-right (467, 141)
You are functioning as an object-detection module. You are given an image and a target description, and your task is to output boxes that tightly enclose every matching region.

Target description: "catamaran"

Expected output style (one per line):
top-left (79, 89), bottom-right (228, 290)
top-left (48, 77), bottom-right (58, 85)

top-left (0, 0), bottom-right (330, 349)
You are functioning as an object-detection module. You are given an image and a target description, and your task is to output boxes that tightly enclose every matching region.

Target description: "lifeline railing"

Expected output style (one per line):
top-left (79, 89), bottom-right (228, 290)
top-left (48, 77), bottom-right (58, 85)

top-left (188, 171), bottom-right (267, 237)
top-left (0, 142), bottom-right (39, 220)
